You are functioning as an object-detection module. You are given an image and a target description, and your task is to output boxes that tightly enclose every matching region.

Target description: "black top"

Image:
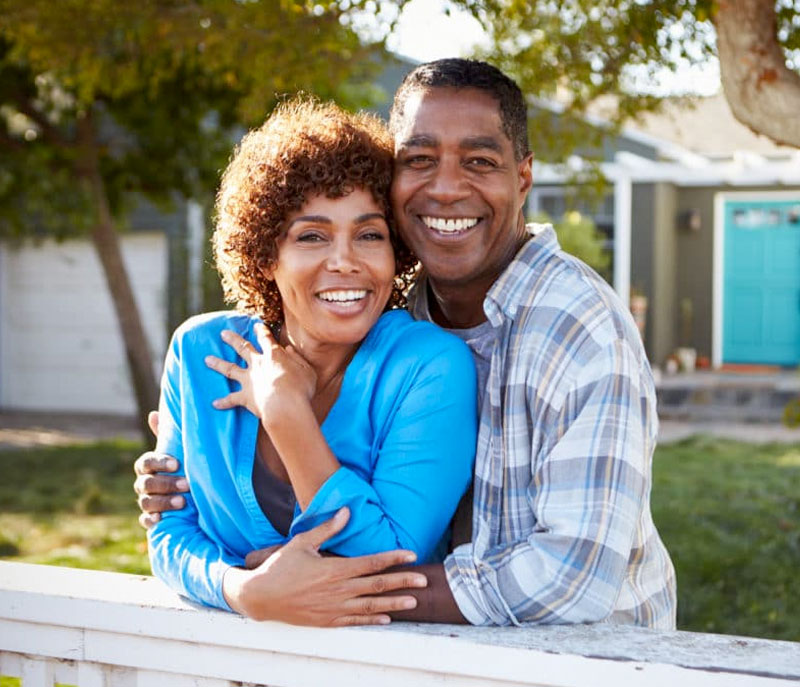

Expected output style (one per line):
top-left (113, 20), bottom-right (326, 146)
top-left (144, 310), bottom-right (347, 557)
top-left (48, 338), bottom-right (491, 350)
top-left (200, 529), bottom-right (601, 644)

top-left (252, 452), bottom-right (297, 537)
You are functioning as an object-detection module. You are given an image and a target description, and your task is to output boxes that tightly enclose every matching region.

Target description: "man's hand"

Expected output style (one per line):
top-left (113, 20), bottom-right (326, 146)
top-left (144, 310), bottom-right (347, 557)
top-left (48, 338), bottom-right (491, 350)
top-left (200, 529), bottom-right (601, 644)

top-left (224, 508), bottom-right (428, 626)
top-left (133, 410), bottom-right (189, 529)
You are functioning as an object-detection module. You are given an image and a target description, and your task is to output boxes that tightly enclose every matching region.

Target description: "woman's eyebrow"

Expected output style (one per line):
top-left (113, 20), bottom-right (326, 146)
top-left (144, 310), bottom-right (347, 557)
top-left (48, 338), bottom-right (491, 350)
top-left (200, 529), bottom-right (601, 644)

top-left (355, 212), bottom-right (387, 224)
top-left (287, 215), bottom-right (331, 228)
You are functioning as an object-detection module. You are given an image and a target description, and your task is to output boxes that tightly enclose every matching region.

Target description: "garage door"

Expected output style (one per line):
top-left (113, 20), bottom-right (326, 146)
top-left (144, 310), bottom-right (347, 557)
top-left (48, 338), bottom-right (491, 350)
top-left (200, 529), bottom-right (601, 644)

top-left (0, 234), bottom-right (167, 414)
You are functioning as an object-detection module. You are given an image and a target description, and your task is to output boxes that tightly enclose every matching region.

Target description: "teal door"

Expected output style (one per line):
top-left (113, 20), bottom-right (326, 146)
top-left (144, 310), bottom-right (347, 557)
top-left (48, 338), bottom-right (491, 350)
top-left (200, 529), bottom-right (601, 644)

top-left (723, 199), bottom-right (800, 365)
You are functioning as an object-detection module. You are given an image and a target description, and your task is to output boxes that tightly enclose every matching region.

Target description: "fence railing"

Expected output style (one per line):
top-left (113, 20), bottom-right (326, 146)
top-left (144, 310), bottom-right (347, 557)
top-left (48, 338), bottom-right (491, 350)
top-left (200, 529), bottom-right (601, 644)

top-left (1, 561), bottom-right (798, 687)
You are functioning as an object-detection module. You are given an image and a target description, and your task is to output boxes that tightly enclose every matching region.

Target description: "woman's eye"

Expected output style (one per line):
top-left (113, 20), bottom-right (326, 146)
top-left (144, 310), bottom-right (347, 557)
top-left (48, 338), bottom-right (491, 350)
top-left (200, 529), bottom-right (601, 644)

top-left (296, 231), bottom-right (325, 242)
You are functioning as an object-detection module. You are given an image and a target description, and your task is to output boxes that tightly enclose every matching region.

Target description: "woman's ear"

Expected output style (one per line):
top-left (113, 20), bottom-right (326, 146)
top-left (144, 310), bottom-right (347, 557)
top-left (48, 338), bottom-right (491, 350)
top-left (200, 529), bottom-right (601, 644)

top-left (258, 259), bottom-right (274, 281)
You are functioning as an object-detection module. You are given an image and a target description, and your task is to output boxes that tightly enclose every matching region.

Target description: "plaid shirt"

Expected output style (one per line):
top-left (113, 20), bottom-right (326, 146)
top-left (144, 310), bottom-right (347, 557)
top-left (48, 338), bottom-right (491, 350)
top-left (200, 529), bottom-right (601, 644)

top-left (408, 224), bottom-right (676, 628)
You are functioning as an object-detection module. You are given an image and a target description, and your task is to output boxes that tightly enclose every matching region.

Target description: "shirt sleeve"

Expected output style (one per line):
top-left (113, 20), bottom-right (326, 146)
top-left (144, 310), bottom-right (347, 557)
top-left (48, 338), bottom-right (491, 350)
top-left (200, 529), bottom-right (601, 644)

top-left (444, 338), bottom-right (653, 625)
top-left (147, 328), bottom-right (244, 612)
top-left (289, 337), bottom-right (478, 563)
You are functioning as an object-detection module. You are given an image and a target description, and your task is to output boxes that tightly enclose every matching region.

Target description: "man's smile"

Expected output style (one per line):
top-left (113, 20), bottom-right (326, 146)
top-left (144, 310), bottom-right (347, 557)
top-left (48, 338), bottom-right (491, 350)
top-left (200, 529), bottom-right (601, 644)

top-left (421, 216), bottom-right (481, 234)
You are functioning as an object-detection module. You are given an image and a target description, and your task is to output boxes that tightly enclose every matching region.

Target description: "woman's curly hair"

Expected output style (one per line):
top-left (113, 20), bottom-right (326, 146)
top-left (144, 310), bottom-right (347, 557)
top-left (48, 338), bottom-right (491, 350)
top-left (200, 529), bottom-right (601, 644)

top-left (213, 96), bottom-right (418, 326)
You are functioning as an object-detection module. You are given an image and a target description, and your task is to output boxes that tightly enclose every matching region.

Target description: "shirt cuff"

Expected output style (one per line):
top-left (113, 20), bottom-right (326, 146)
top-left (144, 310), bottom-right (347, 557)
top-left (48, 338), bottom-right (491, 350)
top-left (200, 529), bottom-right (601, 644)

top-left (444, 544), bottom-right (519, 627)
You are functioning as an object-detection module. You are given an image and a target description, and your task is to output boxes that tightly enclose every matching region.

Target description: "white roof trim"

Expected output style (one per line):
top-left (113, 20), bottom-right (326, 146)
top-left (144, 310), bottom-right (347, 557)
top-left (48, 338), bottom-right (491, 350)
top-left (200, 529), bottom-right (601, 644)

top-left (533, 151), bottom-right (800, 187)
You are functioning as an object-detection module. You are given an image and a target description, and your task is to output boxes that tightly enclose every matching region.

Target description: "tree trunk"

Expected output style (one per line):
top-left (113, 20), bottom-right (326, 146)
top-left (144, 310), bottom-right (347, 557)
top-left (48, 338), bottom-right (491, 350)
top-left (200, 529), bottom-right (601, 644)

top-left (715, 0), bottom-right (800, 148)
top-left (77, 113), bottom-right (160, 441)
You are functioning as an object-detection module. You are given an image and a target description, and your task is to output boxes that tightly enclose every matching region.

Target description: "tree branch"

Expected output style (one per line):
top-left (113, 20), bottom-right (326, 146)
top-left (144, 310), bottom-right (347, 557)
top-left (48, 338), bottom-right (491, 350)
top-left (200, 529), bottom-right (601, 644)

top-left (10, 95), bottom-right (74, 149)
top-left (715, 0), bottom-right (800, 148)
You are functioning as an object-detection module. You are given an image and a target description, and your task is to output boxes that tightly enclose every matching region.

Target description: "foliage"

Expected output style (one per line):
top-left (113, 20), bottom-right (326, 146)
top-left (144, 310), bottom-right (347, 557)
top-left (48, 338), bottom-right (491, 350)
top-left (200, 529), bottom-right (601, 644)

top-left (2, 436), bottom-right (800, 641)
top-left (0, 1), bottom-right (394, 239)
top-left (652, 436), bottom-right (800, 641)
top-left (451, 0), bottom-right (800, 162)
top-left (531, 210), bottom-right (610, 276)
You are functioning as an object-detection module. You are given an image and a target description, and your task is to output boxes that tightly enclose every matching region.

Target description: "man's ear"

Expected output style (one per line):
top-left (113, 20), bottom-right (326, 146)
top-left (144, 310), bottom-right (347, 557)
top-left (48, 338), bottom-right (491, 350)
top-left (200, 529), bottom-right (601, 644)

top-left (518, 153), bottom-right (534, 200)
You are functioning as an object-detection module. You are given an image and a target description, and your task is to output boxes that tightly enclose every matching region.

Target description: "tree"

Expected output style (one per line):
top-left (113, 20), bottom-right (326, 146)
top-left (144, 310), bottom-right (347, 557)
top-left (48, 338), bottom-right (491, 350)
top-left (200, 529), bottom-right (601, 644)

top-left (450, 0), bottom-right (800, 156)
top-left (716, 0), bottom-right (800, 148)
top-left (0, 0), bottom-right (395, 439)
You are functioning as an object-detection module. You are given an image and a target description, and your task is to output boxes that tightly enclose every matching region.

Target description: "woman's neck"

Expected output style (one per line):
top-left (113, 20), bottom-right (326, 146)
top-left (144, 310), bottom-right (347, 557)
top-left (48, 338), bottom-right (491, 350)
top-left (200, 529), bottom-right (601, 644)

top-left (279, 322), bottom-right (358, 392)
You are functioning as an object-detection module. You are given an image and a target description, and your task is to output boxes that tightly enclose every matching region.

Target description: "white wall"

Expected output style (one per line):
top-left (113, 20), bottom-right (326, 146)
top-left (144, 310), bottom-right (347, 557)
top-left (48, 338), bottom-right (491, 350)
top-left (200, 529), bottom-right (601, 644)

top-left (0, 233), bottom-right (167, 415)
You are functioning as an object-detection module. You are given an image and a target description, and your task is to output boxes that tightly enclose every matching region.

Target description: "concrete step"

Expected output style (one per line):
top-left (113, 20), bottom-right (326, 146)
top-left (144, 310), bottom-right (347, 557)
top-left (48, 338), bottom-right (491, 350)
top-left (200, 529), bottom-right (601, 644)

top-left (655, 371), bottom-right (800, 423)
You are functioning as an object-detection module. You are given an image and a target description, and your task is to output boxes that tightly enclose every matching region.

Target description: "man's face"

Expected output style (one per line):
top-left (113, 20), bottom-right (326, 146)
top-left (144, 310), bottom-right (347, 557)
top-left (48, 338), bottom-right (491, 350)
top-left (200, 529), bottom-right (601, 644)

top-left (390, 87), bottom-right (533, 292)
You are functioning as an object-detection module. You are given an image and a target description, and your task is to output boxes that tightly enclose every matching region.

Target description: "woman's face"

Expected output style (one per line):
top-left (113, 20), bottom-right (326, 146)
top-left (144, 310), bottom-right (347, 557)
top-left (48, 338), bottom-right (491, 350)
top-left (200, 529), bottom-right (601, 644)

top-left (268, 188), bottom-right (395, 349)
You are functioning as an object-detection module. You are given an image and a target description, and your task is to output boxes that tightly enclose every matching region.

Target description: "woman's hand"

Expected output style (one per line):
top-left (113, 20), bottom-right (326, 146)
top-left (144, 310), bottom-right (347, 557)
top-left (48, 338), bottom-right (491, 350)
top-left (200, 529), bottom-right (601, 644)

top-left (205, 323), bottom-right (316, 426)
top-left (223, 508), bottom-right (428, 626)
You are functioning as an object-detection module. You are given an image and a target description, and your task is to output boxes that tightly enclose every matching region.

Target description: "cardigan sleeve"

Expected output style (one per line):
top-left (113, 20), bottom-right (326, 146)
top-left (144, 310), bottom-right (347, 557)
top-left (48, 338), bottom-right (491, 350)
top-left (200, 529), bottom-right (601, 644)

top-left (289, 335), bottom-right (477, 563)
top-left (147, 327), bottom-right (244, 611)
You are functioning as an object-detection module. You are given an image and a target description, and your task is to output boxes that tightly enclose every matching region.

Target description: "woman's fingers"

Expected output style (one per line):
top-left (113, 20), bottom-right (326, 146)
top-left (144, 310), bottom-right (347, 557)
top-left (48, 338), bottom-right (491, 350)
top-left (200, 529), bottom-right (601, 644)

top-left (205, 354), bottom-right (245, 381)
top-left (293, 507), bottom-right (350, 550)
top-left (335, 547), bottom-right (421, 579)
top-left (254, 322), bottom-right (280, 351)
top-left (342, 571), bottom-right (428, 597)
top-left (220, 329), bottom-right (260, 361)
top-left (212, 391), bottom-right (246, 410)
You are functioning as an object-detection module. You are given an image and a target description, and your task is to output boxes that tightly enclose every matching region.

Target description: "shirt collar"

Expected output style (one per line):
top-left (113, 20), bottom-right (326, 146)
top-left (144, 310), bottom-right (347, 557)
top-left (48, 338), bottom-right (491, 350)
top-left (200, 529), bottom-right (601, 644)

top-left (483, 223), bottom-right (558, 325)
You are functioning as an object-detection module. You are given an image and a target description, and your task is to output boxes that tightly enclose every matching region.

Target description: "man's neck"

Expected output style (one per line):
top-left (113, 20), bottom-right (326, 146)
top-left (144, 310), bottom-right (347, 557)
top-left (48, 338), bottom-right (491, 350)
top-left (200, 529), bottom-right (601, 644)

top-left (426, 276), bottom-right (493, 330)
top-left (425, 232), bottom-right (528, 330)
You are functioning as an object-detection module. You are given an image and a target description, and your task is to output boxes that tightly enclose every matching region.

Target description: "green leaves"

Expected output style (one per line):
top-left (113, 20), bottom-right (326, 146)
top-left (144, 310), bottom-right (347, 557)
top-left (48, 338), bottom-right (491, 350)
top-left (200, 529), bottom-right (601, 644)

top-left (0, 1), bottom-right (391, 235)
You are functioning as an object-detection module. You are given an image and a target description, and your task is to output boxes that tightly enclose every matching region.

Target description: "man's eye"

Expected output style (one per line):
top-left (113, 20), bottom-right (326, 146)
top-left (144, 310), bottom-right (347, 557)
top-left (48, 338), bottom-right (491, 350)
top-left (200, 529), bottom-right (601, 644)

top-left (359, 230), bottom-right (387, 241)
top-left (403, 155), bottom-right (434, 168)
top-left (467, 157), bottom-right (496, 168)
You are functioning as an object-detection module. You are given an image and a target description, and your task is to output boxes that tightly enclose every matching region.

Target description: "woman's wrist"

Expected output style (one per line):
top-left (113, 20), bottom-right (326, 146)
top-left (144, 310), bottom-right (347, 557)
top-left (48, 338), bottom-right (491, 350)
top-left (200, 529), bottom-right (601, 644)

top-left (222, 566), bottom-right (253, 617)
top-left (259, 389), bottom-right (312, 431)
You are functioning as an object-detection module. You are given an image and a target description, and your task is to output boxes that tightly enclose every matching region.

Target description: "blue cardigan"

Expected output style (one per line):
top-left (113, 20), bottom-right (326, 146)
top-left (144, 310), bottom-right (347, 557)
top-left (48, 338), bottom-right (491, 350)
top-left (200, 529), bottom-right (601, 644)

top-left (148, 309), bottom-right (477, 611)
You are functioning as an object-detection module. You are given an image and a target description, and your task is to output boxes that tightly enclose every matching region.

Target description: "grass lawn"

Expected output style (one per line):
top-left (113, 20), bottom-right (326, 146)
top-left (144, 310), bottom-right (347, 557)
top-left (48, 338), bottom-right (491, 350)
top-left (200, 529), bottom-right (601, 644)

top-left (0, 436), bottom-right (798, 642)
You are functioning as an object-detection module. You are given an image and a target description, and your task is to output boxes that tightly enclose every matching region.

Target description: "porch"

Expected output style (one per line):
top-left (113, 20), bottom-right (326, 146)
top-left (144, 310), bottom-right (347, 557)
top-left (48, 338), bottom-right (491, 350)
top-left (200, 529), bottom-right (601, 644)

top-left (1, 562), bottom-right (799, 687)
top-left (656, 368), bottom-right (800, 424)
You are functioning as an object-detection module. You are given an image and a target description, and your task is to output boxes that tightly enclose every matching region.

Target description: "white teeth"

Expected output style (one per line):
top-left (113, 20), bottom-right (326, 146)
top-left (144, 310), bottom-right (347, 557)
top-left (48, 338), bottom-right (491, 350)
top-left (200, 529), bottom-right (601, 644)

top-left (317, 289), bottom-right (367, 303)
top-left (421, 216), bottom-right (479, 233)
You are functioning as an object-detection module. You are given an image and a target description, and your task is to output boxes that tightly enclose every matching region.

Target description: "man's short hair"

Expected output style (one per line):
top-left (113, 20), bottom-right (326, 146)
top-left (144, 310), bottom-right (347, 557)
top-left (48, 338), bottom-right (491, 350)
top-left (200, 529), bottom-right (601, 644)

top-left (389, 58), bottom-right (530, 161)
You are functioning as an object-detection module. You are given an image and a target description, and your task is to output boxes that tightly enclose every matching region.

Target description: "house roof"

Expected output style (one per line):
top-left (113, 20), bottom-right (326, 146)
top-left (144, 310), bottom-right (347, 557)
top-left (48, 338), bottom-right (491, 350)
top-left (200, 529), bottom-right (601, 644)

top-left (628, 92), bottom-right (792, 158)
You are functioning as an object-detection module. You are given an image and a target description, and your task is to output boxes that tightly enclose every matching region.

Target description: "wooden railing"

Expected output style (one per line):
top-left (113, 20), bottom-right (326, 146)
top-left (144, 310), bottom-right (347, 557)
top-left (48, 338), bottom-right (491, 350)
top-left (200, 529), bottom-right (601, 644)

top-left (1, 562), bottom-right (798, 686)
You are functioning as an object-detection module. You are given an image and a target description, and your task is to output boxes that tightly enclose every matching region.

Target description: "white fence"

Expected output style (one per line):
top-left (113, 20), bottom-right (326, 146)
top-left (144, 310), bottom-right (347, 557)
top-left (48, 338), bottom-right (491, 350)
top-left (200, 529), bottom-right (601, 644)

top-left (1, 562), bottom-right (798, 687)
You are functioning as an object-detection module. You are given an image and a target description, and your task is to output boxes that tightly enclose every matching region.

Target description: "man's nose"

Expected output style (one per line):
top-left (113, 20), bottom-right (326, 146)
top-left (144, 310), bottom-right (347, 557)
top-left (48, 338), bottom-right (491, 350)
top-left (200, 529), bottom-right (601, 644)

top-left (325, 238), bottom-right (360, 272)
top-left (425, 157), bottom-right (471, 204)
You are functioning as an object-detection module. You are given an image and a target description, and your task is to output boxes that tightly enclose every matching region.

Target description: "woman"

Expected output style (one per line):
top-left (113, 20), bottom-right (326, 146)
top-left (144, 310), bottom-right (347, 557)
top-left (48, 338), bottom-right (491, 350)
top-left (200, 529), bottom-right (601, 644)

top-left (147, 98), bottom-right (477, 618)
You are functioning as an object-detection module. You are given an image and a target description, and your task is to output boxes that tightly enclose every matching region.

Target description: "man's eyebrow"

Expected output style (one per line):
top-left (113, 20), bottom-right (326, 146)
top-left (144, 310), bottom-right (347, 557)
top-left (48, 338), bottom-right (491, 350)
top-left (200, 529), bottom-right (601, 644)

top-left (461, 136), bottom-right (503, 153)
top-left (397, 134), bottom-right (438, 149)
top-left (287, 215), bottom-right (331, 228)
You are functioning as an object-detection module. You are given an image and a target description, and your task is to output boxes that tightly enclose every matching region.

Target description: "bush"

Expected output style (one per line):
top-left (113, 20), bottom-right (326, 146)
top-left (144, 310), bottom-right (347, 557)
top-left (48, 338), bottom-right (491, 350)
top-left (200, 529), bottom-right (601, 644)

top-left (530, 210), bottom-right (611, 277)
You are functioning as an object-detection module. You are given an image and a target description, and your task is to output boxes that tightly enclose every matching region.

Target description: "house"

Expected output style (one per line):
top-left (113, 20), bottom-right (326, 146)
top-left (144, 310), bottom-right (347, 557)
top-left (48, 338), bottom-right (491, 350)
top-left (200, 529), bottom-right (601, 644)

top-left (531, 93), bottom-right (800, 369)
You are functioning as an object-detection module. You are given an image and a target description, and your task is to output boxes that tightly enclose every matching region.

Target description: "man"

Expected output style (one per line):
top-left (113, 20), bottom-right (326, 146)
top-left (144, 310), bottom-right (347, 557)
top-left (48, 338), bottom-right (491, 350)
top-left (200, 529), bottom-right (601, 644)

top-left (135, 58), bottom-right (676, 628)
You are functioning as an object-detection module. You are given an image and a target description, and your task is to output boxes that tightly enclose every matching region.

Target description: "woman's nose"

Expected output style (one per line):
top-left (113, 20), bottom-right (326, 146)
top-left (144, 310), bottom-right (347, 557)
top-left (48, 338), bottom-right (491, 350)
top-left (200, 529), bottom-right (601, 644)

top-left (325, 239), bottom-right (360, 272)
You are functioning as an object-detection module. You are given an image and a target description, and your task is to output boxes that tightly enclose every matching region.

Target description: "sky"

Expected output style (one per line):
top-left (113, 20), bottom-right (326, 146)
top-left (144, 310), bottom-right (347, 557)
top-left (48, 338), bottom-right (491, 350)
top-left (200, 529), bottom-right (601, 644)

top-left (384, 0), bottom-right (722, 96)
